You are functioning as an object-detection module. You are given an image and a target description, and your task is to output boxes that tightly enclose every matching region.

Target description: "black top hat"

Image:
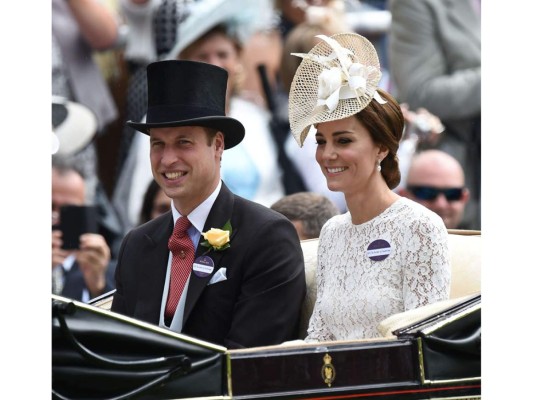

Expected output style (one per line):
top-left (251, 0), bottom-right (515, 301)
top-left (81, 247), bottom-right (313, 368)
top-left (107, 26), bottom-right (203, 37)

top-left (127, 60), bottom-right (245, 149)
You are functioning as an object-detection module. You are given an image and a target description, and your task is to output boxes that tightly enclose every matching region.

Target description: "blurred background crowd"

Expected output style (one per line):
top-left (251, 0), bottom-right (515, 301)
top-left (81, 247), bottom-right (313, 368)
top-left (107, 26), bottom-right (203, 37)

top-left (52, 0), bottom-right (481, 266)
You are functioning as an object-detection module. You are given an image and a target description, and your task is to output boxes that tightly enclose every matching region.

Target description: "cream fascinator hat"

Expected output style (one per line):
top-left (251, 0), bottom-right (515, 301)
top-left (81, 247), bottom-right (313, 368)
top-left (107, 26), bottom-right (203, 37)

top-left (288, 32), bottom-right (386, 147)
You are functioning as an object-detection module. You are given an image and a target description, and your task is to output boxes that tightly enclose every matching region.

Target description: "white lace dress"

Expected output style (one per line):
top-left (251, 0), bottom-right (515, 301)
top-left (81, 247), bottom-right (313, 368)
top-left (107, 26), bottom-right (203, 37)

top-left (305, 197), bottom-right (451, 341)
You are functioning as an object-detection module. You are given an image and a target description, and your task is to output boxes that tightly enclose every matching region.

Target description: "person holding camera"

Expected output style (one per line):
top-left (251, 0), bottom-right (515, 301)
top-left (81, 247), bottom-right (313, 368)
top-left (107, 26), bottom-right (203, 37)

top-left (52, 160), bottom-right (116, 302)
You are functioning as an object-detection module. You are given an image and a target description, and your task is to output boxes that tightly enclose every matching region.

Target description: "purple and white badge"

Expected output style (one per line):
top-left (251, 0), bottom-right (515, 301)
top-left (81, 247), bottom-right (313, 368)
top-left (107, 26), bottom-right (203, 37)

top-left (366, 239), bottom-right (392, 261)
top-left (193, 256), bottom-right (215, 277)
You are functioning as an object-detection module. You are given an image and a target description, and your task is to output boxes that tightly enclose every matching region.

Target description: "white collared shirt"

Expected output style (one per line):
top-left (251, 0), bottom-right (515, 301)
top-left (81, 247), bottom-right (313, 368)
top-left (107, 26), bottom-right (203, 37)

top-left (160, 180), bottom-right (222, 332)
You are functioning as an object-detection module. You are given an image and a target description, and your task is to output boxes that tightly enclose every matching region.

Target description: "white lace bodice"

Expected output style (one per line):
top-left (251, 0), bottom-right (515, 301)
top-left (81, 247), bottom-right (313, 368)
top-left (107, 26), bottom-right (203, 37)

top-left (305, 197), bottom-right (451, 341)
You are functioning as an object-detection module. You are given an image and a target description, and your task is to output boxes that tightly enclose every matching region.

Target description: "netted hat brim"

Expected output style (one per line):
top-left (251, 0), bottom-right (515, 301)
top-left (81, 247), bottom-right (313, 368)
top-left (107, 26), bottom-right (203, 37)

top-left (288, 33), bottom-right (381, 147)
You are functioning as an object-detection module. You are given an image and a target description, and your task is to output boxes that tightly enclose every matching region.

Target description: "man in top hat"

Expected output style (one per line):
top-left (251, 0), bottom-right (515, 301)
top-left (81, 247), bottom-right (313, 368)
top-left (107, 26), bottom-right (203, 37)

top-left (111, 60), bottom-right (306, 349)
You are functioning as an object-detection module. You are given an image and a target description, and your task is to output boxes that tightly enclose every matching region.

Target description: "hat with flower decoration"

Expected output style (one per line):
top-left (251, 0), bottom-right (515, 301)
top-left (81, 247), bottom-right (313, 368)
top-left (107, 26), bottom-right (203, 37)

top-left (288, 32), bottom-right (387, 147)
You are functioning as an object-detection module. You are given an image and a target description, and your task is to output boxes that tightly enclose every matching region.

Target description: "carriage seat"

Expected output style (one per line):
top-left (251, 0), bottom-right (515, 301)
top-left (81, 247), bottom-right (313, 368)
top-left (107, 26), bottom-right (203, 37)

top-left (298, 229), bottom-right (482, 339)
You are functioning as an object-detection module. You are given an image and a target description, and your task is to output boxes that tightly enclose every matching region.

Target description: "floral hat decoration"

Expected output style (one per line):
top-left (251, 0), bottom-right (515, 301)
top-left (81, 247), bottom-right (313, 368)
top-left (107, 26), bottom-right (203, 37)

top-left (288, 32), bottom-right (386, 147)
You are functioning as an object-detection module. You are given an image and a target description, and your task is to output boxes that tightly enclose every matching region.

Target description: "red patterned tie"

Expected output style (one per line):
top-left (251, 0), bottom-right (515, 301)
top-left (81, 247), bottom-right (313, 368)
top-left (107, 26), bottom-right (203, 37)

top-left (165, 217), bottom-right (195, 320)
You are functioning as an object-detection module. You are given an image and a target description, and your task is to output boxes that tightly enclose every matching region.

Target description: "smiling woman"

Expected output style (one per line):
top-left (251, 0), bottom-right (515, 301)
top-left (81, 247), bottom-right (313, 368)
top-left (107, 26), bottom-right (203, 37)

top-left (288, 32), bottom-right (451, 341)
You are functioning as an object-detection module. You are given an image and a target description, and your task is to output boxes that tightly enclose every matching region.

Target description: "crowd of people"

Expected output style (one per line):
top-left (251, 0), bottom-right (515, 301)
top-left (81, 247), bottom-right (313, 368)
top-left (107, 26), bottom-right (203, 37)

top-left (51, 0), bottom-right (480, 347)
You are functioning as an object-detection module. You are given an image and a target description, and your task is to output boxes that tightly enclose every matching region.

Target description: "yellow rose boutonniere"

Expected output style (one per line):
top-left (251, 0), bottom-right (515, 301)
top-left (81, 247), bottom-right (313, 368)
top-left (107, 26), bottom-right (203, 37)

top-left (201, 220), bottom-right (232, 252)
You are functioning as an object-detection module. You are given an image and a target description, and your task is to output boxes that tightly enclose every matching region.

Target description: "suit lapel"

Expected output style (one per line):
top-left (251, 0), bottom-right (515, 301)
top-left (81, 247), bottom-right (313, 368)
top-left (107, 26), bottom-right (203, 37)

top-left (183, 183), bottom-right (235, 323)
top-left (137, 213), bottom-right (174, 324)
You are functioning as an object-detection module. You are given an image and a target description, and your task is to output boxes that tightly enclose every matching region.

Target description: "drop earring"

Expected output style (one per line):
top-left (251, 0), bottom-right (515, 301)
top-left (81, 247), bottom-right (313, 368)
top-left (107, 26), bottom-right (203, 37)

top-left (377, 159), bottom-right (382, 172)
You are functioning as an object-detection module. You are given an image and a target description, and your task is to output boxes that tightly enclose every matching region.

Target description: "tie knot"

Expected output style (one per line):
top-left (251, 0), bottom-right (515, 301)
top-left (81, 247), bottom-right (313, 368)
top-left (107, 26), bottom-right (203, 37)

top-left (173, 217), bottom-right (192, 237)
top-left (168, 217), bottom-right (193, 254)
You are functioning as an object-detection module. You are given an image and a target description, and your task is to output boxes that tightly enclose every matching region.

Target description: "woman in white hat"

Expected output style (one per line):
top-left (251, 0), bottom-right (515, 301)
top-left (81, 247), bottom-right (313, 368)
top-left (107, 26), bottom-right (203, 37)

top-left (288, 32), bottom-right (451, 341)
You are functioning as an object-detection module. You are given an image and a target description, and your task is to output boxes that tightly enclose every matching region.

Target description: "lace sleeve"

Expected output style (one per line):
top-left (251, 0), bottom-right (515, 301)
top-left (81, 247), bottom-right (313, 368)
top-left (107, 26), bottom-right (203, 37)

top-left (402, 216), bottom-right (451, 311)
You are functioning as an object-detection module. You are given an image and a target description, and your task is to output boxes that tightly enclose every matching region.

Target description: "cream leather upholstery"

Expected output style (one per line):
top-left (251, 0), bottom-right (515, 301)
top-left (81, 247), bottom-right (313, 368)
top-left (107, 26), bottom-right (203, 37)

top-left (447, 230), bottom-right (481, 299)
top-left (298, 230), bottom-right (481, 339)
top-left (90, 292), bottom-right (113, 310)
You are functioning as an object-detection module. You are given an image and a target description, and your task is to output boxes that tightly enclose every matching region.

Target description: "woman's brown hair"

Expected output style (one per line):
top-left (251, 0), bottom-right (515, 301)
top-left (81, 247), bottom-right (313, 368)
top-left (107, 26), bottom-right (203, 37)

top-left (355, 88), bottom-right (404, 189)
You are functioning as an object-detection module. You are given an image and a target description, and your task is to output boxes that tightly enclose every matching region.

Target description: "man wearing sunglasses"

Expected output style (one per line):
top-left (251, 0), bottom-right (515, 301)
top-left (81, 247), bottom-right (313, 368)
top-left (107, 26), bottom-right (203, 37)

top-left (399, 150), bottom-right (471, 229)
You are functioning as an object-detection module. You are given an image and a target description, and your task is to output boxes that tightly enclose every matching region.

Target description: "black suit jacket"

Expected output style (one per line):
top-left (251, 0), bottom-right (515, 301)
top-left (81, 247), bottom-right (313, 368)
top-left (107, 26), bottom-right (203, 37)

top-left (111, 183), bottom-right (306, 348)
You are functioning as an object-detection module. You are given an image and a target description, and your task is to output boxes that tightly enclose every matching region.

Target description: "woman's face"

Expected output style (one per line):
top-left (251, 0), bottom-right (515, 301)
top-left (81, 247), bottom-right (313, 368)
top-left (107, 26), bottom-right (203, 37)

top-left (182, 32), bottom-right (240, 96)
top-left (315, 115), bottom-right (384, 196)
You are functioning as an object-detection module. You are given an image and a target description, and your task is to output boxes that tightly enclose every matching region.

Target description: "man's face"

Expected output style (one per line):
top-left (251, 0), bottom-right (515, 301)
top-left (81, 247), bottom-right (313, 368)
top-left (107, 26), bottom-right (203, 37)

top-left (51, 168), bottom-right (85, 226)
top-left (404, 159), bottom-right (469, 229)
top-left (149, 126), bottom-right (224, 215)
